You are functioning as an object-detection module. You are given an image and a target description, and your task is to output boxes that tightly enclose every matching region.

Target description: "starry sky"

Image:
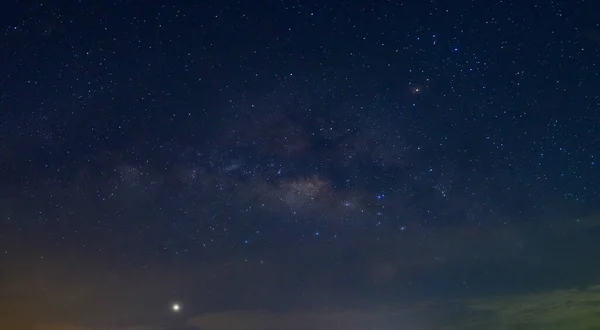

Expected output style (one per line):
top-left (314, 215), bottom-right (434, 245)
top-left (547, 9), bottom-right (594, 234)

top-left (1, 1), bottom-right (600, 329)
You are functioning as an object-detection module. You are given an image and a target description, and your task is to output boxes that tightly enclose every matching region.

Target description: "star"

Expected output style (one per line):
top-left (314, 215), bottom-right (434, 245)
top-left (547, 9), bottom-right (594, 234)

top-left (172, 303), bottom-right (181, 312)
top-left (410, 85), bottom-right (423, 94)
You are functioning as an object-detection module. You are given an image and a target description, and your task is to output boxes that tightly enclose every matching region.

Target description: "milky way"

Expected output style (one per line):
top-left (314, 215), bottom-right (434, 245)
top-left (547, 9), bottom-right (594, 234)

top-left (1, 1), bottom-right (599, 329)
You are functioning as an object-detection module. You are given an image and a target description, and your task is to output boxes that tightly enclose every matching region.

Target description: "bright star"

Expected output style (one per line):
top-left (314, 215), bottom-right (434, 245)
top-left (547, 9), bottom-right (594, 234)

top-left (409, 85), bottom-right (423, 94)
top-left (172, 303), bottom-right (181, 312)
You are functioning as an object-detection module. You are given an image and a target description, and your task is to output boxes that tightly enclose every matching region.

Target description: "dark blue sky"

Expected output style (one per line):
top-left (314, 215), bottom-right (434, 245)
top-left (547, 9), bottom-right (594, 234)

top-left (1, 1), bottom-right (599, 329)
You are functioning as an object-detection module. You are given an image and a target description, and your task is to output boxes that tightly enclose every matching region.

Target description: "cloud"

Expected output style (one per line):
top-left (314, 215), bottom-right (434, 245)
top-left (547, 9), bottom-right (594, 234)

top-left (454, 285), bottom-right (600, 329)
top-left (19, 283), bottom-right (600, 330)
top-left (187, 284), bottom-right (600, 330)
top-left (187, 308), bottom-right (427, 330)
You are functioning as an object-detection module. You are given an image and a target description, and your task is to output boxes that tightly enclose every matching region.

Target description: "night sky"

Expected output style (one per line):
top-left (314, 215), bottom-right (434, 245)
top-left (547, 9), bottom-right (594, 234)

top-left (1, 1), bottom-right (600, 329)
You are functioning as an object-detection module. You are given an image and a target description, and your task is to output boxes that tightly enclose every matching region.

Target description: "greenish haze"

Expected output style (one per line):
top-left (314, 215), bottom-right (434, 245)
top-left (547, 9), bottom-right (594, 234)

top-left (441, 285), bottom-right (600, 329)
